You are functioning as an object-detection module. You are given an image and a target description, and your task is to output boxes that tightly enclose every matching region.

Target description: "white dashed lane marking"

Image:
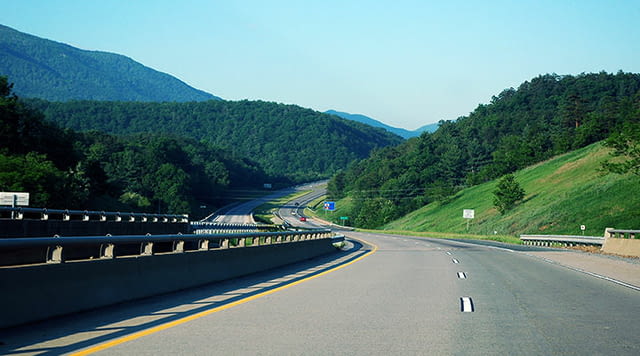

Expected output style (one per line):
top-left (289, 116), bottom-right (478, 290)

top-left (460, 297), bottom-right (474, 312)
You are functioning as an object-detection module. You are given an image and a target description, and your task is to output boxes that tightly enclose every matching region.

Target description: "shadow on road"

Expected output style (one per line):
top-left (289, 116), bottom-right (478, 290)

top-left (0, 240), bottom-right (368, 355)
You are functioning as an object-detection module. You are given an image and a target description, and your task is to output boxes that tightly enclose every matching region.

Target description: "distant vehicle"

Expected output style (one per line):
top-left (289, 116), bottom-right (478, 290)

top-left (299, 217), bottom-right (307, 222)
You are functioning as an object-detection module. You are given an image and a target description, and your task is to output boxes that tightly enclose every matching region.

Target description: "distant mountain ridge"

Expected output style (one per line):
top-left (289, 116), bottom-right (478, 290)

top-left (325, 110), bottom-right (438, 138)
top-left (0, 24), bottom-right (220, 102)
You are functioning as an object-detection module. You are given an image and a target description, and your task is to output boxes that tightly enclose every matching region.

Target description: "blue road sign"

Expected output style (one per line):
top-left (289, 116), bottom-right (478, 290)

top-left (324, 201), bottom-right (335, 211)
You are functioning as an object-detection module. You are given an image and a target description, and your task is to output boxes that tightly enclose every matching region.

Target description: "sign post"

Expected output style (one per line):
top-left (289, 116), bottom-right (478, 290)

top-left (463, 209), bottom-right (475, 231)
top-left (0, 192), bottom-right (30, 219)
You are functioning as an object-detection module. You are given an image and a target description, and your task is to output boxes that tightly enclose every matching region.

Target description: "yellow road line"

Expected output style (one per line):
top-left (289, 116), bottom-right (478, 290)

top-left (72, 238), bottom-right (377, 355)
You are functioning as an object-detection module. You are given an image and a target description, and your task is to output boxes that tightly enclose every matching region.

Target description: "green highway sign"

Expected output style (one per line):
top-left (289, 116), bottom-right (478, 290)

top-left (340, 216), bottom-right (349, 220)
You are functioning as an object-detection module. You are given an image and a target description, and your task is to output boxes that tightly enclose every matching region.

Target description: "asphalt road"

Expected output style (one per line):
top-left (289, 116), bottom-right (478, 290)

top-left (3, 231), bottom-right (638, 355)
top-left (208, 181), bottom-right (325, 225)
top-left (2, 185), bottom-right (639, 355)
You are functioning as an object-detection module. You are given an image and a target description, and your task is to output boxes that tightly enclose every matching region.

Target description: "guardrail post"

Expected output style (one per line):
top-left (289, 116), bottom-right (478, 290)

top-left (238, 238), bottom-right (246, 247)
top-left (173, 240), bottom-right (184, 253)
top-left (199, 240), bottom-right (209, 250)
top-left (140, 242), bottom-right (153, 256)
top-left (100, 211), bottom-right (107, 222)
top-left (220, 239), bottom-right (229, 249)
top-left (83, 211), bottom-right (90, 221)
top-left (63, 210), bottom-right (71, 221)
top-left (100, 243), bottom-right (115, 259)
top-left (46, 245), bottom-right (63, 263)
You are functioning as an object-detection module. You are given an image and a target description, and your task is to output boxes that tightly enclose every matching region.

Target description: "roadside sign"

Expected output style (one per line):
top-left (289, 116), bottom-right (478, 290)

top-left (339, 216), bottom-right (349, 220)
top-left (463, 209), bottom-right (475, 219)
top-left (0, 192), bottom-right (29, 206)
top-left (324, 201), bottom-right (336, 211)
top-left (580, 225), bottom-right (586, 231)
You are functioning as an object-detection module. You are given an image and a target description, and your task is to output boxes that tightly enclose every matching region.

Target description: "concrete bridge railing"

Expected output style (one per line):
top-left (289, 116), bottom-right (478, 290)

top-left (0, 229), bottom-right (343, 328)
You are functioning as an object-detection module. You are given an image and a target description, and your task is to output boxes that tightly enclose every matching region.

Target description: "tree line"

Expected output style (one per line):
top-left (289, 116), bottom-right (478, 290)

top-left (0, 76), bottom-right (282, 217)
top-left (25, 98), bottom-right (403, 182)
top-left (328, 71), bottom-right (640, 228)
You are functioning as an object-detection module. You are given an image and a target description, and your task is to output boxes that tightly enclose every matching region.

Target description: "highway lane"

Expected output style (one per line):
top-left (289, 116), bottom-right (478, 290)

top-left (278, 184), bottom-right (327, 229)
top-left (209, 182), bottom-right (325, 225)
top-left (6, 231), bottom-right (636, 355)
top-left (3, 183), bottom-right (639, 355)
top-left (100, 232), bottom-right (638, 355)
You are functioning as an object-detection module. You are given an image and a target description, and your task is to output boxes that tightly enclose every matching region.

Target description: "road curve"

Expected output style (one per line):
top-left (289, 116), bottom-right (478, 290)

top-left (3, 230), bottom-right (639, 355)
top-left (209, 182), bottom-right (325, 225)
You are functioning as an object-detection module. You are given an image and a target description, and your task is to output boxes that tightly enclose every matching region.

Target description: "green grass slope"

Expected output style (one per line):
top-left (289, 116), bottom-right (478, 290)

top-left (383, 142), bottom-right (639, 236)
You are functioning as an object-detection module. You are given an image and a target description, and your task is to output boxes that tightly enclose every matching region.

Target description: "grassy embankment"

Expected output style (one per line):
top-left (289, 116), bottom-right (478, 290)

top-left (311, 142), bottom-right (639, 242)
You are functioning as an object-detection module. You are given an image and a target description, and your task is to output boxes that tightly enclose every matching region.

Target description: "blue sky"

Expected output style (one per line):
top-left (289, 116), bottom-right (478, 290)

top-left (2, 1), bottom-right (639, 129)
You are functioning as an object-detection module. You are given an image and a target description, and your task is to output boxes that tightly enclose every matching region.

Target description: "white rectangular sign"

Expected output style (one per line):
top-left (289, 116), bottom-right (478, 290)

top-left (0, 192), bottom-right (30, 206)
top-left (463, 209), bottom-right (475, 219)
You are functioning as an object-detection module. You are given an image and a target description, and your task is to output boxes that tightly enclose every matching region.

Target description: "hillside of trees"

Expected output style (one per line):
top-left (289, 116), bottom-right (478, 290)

top-left (26, 99), bottom-right (404, 181)
top-left (0, 76), bottom-right (279, 217)
top-left (0, 24), bottom-right (218, 102)
top-left (328, 72), bottom-right (640, 228)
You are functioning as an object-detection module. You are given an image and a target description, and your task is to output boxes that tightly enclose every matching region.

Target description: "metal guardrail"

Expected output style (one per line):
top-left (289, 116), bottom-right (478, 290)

top-left (190, 222), bottom-right (283, 234)
top-left (520, 234), bottom-right (605, 247)
top-left (521, 228), bottom-right (640, 247)
top-left (605, 229), bottom-right (640, 239)
top-left (0, 229), bottom-right (340, 266)
top-left (0, 206), bottom-right (188, 223)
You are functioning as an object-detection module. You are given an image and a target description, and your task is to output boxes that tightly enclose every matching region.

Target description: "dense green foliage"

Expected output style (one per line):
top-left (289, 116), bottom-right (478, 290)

top-left (0, 24), bottom-right (218, 102)
top-left (602, 122), bottom-right (640, 176)
top-left (322, 143), bottom-right (639, 235)
top-left (382, 143), bottom-right (640, 236)
top-left (26, 99), bottom-right (403, 181)
top-left (492, 174), bottom-right (525, 214)
top-left (0, 76), bottom-right (278, 216)
top-left (329, 72), bottom-right (640, 228)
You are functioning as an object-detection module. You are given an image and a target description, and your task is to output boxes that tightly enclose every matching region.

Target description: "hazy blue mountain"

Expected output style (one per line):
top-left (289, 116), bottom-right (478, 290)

top-left (325, 110), bottom-right (438, 138)
top-left (414, 123), bottom-right (440, 134)
top-left (0, 24), bottom-right (220, 102)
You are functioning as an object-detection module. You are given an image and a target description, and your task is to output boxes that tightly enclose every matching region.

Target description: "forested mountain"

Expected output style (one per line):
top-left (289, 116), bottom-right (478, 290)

top-left (0, 24), bottom-right (219, 102)
top-left (325, 110), bottom-right (438, 138)
top-left (26, 99), bottom-right (403, 181)
top-left (0, 76), bottom-right (274, 217)
top-left (328, 72), bottom-right (640, 228)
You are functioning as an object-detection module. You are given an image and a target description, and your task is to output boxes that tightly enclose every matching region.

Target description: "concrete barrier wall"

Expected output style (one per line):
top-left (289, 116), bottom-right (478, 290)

top-left (601, 238), bottom-right (640, 257)
top-left (0, 220), bottom-right (189, 238)
top-left (0, 238), bottom-right (338, 328)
